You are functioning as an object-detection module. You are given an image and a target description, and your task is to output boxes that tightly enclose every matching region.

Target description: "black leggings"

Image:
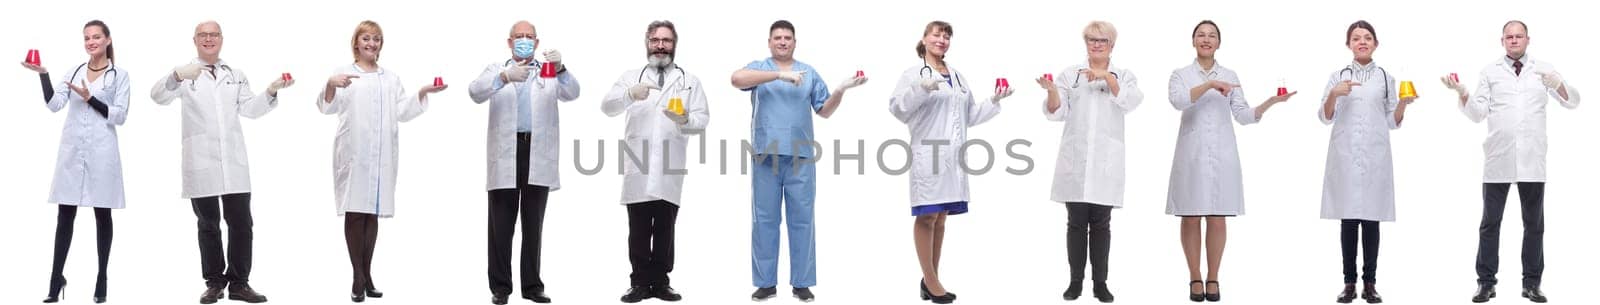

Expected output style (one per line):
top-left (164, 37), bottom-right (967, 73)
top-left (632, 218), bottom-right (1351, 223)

top-left (1340, 219), bottom-right (1380, 284)
top-left (344, 213), bottom-right (379, 294)
top-left (48, 205), bottom-right (114, 298)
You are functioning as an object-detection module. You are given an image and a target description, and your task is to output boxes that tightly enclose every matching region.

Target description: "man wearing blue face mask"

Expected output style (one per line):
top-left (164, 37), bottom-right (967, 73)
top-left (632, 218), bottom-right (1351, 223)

top-left (467, 20), bottom-right (580, 305)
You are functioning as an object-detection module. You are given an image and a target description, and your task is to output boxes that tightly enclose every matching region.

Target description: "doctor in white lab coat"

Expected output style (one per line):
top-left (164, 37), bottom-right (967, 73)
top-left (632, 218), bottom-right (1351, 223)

top-left (1443, 20), bottom-right (1577, 303)
top-left (599, 20), bottom-right (708, 303)
top-left (148, 21), bottom-right (287, 304)
top-left (1041, 21), bottom-right (1141, 303)
top-left (889, 20), bottom-right (1011, 304)
top-left (22, 20), bottom-right (130, 304)
top-left (1162, 20), bottom-right (1294, 302)
top-left (1319, 20), bottom-right (1416, 304)
top-left (466, 20), bottom-right (579, 304)
top-left (316, 20), bottom-right (447, 303)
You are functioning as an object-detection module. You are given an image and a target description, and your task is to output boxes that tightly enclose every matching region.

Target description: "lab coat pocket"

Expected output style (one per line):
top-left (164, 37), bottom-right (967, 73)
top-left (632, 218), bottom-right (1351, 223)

top-left (181, 135), bottom-right (213, 178)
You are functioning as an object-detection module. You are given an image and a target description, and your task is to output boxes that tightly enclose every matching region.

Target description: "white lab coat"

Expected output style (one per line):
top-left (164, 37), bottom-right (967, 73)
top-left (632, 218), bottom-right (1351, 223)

top-left (45, 63), bottom-right (131, 209)
top-left (1459, 55), bottom-right (1581, 183)
top-left (600, 64), bottom-right (710, 206)
top-left (1165, 62), bottom-right (1257, 216)
top-left (1318, 62), bottom-right (1399, 222)
top-left (1044, 63), bottom-right (1142, 208)
top-left (467, 60), bottom-right (581, 191)
top-left (889, 65), bottom-right (1002, 208)
top-left (150, 59), bottom-right (278, 199)
top-left (317, 64), bottom-right (428, 217)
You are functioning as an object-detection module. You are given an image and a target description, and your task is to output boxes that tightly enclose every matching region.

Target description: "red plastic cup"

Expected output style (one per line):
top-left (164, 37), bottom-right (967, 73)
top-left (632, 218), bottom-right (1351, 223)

top-left (1044, 73), bottom-right (1053, 82)
top-left (540, 62), bottom-right (558, 78)
top-left (855, 70), bottom-right (864, 78)
top-left (1449, 73), bottom-right (1459, 83)
top-left (1277, 87), bottom-right (1289, 96)
top-left (26, 49), bottom-right (41, 65)
top-left (433, 77), bottom-right (445, 87)
top-left (281, 73), bottom-right (293, 81)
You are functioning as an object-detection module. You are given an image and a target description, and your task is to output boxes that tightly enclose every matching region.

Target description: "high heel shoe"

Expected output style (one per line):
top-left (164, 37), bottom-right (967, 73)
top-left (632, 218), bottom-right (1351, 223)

top-left (1204, 281), bottom-right (1221, 302)
top-left (920, 280), bottom-right (956, 303)
top-left (1188, 280), bottom-right (1204, 302)
top-left (42, 280), bottom-right (66, 303)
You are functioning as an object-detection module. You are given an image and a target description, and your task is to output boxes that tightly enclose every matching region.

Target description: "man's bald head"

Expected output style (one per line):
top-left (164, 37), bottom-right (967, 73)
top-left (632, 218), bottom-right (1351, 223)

top-left (510, 21), bottom-right (536, 38)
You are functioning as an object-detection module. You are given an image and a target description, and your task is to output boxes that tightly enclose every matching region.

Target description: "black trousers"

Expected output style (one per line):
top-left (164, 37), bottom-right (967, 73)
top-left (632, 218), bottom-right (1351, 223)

top-left (1476, 182), bottom-right (1545, 288)
top-left (627, 200), bottom-right (679, 287)
top-left (1340, 219), bottom-right (1380, 284)
top-left (488, 133), bottom-right (551, 296)
top-left (344, 212), bottom-right (379, 294)
top-left (1065, 202), bottom-right (1112, 282)
top-left (193, 193), bottom-right (254, 289)
top-left (48, 205), bottom-right (113, 298)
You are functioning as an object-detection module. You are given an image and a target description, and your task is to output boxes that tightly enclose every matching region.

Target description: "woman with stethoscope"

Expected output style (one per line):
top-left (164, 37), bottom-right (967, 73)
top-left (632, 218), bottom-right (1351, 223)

top-left (316, 20), bottom-right (447, 303)
top-left (889, 20), bottom-right (1013, 304)
top-left (20, 19), bottom-right (131, 304)
top-left (1164, 20), bottom-right (1294, 303)
top-left (1317, 20), bottom-right (1417, 304)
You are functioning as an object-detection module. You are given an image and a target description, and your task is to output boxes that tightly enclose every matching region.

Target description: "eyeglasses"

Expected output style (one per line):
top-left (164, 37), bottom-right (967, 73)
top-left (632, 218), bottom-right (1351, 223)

top-left (1085, 37), bottom-right (1111, 45)
top-left (649, 37), bottom-right (676, 45)
top-left (195, 32), bottom-right (222, 39)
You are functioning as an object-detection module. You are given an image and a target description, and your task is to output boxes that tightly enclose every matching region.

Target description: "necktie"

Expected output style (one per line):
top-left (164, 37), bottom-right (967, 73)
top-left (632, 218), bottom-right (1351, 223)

top-left (1511, 60), bottom-right (1523, 76)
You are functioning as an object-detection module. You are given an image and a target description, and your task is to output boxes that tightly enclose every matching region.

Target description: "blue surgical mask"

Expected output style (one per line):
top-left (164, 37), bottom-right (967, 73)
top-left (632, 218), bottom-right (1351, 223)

top-left (513, 38), bottom-right (537, 59)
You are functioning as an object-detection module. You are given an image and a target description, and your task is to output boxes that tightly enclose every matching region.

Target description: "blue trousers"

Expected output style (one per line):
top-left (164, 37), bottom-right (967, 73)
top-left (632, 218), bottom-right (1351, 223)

top-left (751, 155), bottom-right (816, 288)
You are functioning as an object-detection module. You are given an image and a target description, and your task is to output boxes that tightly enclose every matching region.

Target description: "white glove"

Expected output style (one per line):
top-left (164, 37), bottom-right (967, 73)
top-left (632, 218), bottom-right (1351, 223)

top-left (836, 76), bottom-right (867, 91)
top-left (174, 63), bottom-right (205, 81)
top-left (988, 87), bottom-right (1015, 103)
top-left (1539, 71), bottom-right (1563, 90)
top-left (267, 78), bottom-right (293, 96)
top-left (1439, 75), bottom-right (1467, 98)
top-left (777, 70), bottom-right (806, 85)
top-left (919, 77), bottom-right (941, 91)
top-left (628, 82), bottom-right (659, 101)
top-left (502, 63), bottom-right (531, 83)
top-left (543, 50), bottom-right (563, 70)
top-left (662, 109), bottom-right (688, 125)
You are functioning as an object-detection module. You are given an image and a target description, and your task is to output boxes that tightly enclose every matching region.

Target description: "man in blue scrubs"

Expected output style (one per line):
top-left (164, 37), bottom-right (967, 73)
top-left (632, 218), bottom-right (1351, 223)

top-left (729, 20), bottom-right (866, 303)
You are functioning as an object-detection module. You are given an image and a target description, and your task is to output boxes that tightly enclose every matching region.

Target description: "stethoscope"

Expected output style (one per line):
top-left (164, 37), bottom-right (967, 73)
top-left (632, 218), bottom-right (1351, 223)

top-left (67, 62), bottom-right (119, 92)
top-left (1067, 70), bottom-right (1120, 91)
top-left (918, 64), bottom-right (967, 93)
top-left (1337, 65), bottom-right (1392, 97)
top-left (637, 64), bottom-right (687, 87)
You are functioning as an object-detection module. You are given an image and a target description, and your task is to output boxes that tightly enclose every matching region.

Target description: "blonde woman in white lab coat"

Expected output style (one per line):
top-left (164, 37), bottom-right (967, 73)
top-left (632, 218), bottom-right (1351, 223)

top-left (1318, 20), bottom-right (1416, 304)
top-left (890, 20), bottom-right (1012, 305)
top-left (1442, 20), bottom-right (1577, 303)
top-left (1164, 20), bottom-right (1293, 303)
top-left (1038, 21), bottom-right (1141, 303)
top-left (599, 20), bottom-right (708, 303)
top-left (22, 19), bottom-right (130, 304)
top-left (316, 20), bottom-right (448, 303)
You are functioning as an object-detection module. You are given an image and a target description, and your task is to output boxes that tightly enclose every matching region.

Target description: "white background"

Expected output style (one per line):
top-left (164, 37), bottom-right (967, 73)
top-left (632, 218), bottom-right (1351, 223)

top-left (1, 0), bottom-right (1595, 304)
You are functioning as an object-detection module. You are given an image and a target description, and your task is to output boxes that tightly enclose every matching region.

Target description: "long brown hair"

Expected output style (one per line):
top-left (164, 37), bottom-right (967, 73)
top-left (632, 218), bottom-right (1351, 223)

top-left (84, 20), bottom-right (114, 63)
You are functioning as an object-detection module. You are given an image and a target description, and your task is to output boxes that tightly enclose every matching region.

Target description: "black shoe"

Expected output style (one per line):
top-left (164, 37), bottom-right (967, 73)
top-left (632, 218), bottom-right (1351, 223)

top-left (653, 285), bottom-right (683, 302)
top-left (229, 285), bottom-right (269, 303)
top-left (1361, 283), bottom-right (1383, 304)
top-left (620, 286), bottom-right (652, 303)
top-left (1522, 287), bottom-right (1547, 303)
top-left (752, 287), bottom-right (777, 301)
top-left (201, 287), bottom-right (225, 304)
top-left (523, 291), bottom-right (551, 303)
top-left (1204, 281), bottom-right (1221, 302)
top-left (920, 280), bottom-right (931, 300)
top-left (1336, 284), bottom-right (1357, 304)
top-left (492, 293), bottom-right (509, 305)
top-left (1471, 284), bottom-right (1495, 303)
top-left (1093, 282), bottom-right (1115, 303)
top-left (43, 279), bottom-right (66, 303)
top-left (929, 292), bottom-right (956, 304)
top-left (1064, 281), bottom-right (1084, 301)
top-left (1188, 280), bottom-right (1204, 302)
top-left (793, 288), bottom-right (815, 302)
top-left (350, 292), bottom-right (365, 303)
top-left (364, 287), bottom-right (384, 298)
top-left (94, 296), bottom-right (107, 304)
